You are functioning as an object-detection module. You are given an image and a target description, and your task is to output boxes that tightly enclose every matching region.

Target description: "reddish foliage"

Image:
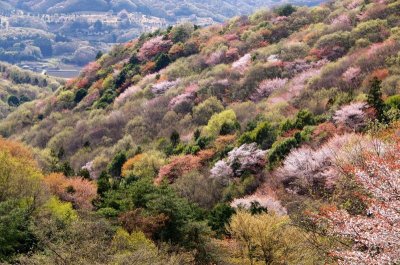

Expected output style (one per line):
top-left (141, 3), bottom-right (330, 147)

top-left (156, 155), bottom-right (201, 184)
top-left (137, 36), bottom-right (173, 61)
top-left (119, 209), bottom-right (168, 238)
top-left (197, 149), bottom-right (216, 164)
top-left (141, 61), bottom-right (156, 74)
top-left (76, 77), bottom-right (89, 89)
top-left (66, 78), bottom-right (77, 89)
top-left (371, 68), bottom-right (389, 80)
top-left (0, 137), bottom-right (35, 162)
top-left (312, 122), bottom-right (338, 142)
top-left (309, 46), bottom-right (347, 61)
top-left (45, 173), bottom-right (97, 210)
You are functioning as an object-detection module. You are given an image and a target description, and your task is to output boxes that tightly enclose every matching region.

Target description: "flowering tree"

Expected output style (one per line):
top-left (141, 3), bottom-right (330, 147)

top-left (333, 102), bottom-right (367, 131)
top-left (318, 142), bottom-right (400, 265)
top-left (232, 53), bottom-right (251, 74)
top-left (250, 78), bottom-right (287, 101)
top-left (151, 79), bottom-right (180, 95)
top-left (168, 84), bottom-right (198, 110)
top-left (210, 143), bottom-right (267, 182)
top-left (231, 194), bottom-right (287, 215)
top-left (330, 14), bottom-right (352, 31)
top-left (342, 67), bottom-right (361, 87)
top-left (137, 36), bottom-right (173, 61)
top-left (277, 134), bottom-right (386, 195)
top-left (206, 50), bottom-right (225, 66)
top-left (114, 85), bottom-right (141, 106)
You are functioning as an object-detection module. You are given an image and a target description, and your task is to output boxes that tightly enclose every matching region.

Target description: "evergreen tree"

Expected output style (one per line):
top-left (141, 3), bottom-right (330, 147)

top-left (170, 130), bottom-right (180, 147)
top-left (97, 171), bottom-right (111, 196)
top-left (108, 152), bottom-right (127, 178)
top-left (367, 77), bottom-right (386, 122)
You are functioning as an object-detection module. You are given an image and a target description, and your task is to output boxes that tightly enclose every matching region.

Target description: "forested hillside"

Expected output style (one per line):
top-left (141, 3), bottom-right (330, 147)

top-left (0, 62), bottom-right (62, 118)
top-left (1, 0), bottom-right (400, 264)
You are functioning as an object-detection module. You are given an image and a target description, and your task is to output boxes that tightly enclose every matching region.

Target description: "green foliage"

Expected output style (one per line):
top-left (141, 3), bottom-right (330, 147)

top-left (0, 200), bottom-right (34, 262)
top-left (57, 90), bottom-right (75, 109)
top-left (219, 120), bottom-right (240, 135)
top-left (386, 94), bottom-right (400, 109)
top-left (193, 97), bottom-right (224, 125)
top-left (7, 95), bottom-right (20, 107)
top-left (352, 19), bottom-right (388, 42)
top-left (275, 4), bottom-right (297, 16)
top-left (108, 151), bottom-right (127, 178)
top-left (100, 177), bottom-right (210, 254)
top-left (122, 151), bottom-right (165, 179)
top-left (44, 197), bottom-right (77, 223)
top-left (268, 132), bottom-right (302, 166)
top-left (223, 175), bottom-right (260, 201)
top-left (74, 88), bottom-right (87, 103)
top-left (239, 121), bottom-right (277, 150)
top-left (97, 171), bottom-right (111, 196)
top-left (154, 53), bottom-right (171, 71)
top-left (95, 88), bottom-right (117, 108)
top-left (203, 109), bottom-right (237, 137)
top-left (367, 77), bottom-right (386, 122)
top-left (96, 51), bottom-right (103, 60)
top-left (280, 109), bottom-right (316, 133)
top-left (170, 130), bottom-right (180, 146)
top-left (208, 203), bottom-right (235, 236)
top-left (170, 23), bottom-right (195, 43)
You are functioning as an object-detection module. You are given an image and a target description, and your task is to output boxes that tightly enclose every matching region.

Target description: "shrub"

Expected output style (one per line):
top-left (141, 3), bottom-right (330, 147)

top-left (386, 95), bottom-right (400, 109)
top-left (203, 109), bottom-right (237, 137)
top-left (351, 19), bottom-right (389, 43)
top-left (275, 4), bottom-right (297, 17)
top-left (239, 121), bottom-right (277, 150)
top-left (208, 203), bottom-right (235, 236)
top-left (313, 31), bottom-right (352, 60)
top-left (108, 151), bottom-right (127, 178)
top-left (170, 23), bottom-right (194, 43)
top-left (268, 134), bottom-right (301, 166)
top-left (122, 151), bottom-right (165, 179)
top-left (280, 42), bottom-right (310, 61)
top-left (74, 89), bottom-right (87, 103)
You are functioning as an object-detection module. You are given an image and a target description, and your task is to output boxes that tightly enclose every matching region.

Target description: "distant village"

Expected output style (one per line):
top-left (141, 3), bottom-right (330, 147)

top-left (0, 9), bottom-right (215, 78)
top-left (0, 9), bottom-right (215, 32)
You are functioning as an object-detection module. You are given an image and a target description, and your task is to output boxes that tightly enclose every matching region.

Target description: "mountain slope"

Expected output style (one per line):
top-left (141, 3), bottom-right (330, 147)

top-left (0, 62), bottom-right (62, 118)
top-left (2, 0), bottom-right (399, 174)
top-left (1, 0), bottom-right (400, 264)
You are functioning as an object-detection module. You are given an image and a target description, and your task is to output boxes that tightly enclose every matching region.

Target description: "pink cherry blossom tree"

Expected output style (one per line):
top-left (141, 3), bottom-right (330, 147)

top-left (333, 102), bottom-right (367, 131)
top-left (210, 143), bottom-right (267, 182)
top-left (137, 36), bottom-right (173, 61)
top-left (318, 141), bottom-right (400, 265)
